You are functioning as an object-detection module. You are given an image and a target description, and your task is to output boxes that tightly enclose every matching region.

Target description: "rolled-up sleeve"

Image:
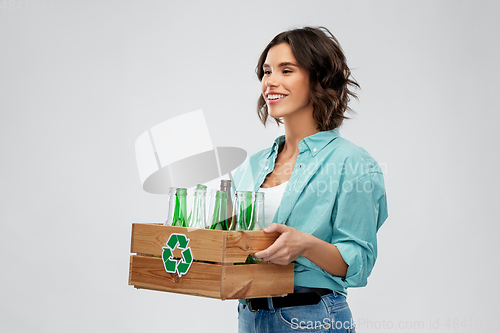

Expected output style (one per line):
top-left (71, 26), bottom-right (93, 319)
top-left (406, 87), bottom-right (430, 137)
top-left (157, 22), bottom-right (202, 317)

top-left (329, 171), bottom-right (388, 288)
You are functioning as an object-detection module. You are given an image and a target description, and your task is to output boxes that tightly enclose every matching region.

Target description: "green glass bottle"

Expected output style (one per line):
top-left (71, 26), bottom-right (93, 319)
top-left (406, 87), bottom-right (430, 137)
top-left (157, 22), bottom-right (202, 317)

top-left (209, 190), bottom-right (228, 230)
top-left (171, 188), bottom-right (188, 227)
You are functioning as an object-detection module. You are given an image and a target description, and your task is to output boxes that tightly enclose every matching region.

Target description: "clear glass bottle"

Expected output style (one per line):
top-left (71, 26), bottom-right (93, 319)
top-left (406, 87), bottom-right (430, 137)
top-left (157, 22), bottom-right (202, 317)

top-left (253, 192), bottom-right (265, 230)
top-left (232, 191), bottom-right (266, 264)
top-left (220, 180), bottom-right (234, 230)
top-left (187, 185), bottom-right (207, 229)
top-left (164, 186), bottom-right (177, 226)
top-left (245, 191), bottom-right (255, 230)
top-left (234, 191), bottom-right (255, 231)
top-left (206, 189), bottom-right (218, 229)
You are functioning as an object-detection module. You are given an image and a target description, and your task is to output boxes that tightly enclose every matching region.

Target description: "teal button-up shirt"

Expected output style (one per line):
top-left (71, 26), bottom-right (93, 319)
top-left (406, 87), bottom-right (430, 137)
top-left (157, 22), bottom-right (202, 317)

top-left (233, 129), bottom-right (388, 297)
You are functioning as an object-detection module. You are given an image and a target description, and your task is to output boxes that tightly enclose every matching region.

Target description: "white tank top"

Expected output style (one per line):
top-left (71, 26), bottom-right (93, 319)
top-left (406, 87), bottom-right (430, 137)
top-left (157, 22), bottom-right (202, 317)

top-left (258, 181), bottom-right (288, 227)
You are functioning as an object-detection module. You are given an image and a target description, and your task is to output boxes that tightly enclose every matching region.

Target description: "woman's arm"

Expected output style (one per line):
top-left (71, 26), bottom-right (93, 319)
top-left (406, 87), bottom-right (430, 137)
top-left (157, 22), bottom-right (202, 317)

top-left (253, 223), bottom-right (348, 278)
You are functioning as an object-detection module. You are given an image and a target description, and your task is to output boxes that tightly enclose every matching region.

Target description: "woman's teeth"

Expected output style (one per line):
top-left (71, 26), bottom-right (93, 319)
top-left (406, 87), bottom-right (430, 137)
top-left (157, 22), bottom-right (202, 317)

top-left (268, 94), bottom-right (286, 100)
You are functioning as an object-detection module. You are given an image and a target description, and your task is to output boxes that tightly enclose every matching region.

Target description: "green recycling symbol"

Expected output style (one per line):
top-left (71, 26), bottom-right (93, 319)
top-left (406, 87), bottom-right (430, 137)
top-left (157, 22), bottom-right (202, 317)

top-left (162, 233), bottom-right (193, 277)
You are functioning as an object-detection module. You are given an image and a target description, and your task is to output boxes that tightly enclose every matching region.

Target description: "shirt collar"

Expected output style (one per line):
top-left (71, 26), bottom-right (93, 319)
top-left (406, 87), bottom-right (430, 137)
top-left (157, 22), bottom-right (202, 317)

top-left (267, 135), bottom-right (286, 158)
top-left (267, 128), bottom-right (340, 158)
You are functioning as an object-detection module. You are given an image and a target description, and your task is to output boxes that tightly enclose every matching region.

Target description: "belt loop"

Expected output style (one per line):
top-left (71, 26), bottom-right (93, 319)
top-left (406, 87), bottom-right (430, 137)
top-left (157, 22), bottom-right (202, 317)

top-left (267, 297), bottom-right (275, 312)
top-left (332, 291), bottom-right (338, 298)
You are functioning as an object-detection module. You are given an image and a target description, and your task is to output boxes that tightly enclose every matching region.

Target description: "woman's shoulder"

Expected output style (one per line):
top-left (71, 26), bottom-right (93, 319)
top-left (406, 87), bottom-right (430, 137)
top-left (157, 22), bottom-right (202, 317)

top-left (325, 136), bottom-right (384, 177)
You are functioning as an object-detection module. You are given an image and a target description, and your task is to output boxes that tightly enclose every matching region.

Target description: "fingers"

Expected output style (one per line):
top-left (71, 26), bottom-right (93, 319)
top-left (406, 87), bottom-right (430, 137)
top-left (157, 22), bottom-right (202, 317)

top-left (253, 224), bottom-right (299, 265)
top-left (253, 237), bottom-right (282, 259)
top-left (264, 223), bottom-right (287, 233)
top-left (261, 246), bottom-right (294, 265)
top-left (253, 236), bottom-right (295, 264)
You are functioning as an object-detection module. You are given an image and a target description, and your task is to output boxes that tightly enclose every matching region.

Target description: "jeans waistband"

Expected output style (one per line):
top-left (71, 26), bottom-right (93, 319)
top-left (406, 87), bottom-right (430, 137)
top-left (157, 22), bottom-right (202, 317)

top-left (247, 287), bottom-right (333, 312)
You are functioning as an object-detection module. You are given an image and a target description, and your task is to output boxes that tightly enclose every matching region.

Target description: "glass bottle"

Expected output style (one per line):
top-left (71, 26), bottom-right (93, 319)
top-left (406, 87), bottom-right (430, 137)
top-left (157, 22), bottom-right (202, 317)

top-left (187, 185), bottom-right (207, 229)
top-left (196, 184), bottom-right (207, 191)
top-left (233, 191), bottom-right (245, 231)
top-left (245, 191), bottom-right (255, 230)
top-left (246, 191), bottom-right (267, 264)
top-left (220, 180), bottom-right (234, 230)
top-left (234, 191), bottom-right (255, 231)
top-left (171, 188), bottom-right (188, 227)
top-left (209, 190), bottom-right (228, 230)
top-left (253, 192), bottom-right (265, 230)
top-left (164, 186), bottom-right (177, 226)
top-left (206, 189), bottom-right (217, 229)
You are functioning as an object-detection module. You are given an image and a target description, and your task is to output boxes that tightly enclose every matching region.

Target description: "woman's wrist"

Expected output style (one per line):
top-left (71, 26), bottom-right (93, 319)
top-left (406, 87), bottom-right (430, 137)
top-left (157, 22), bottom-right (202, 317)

top-left (300, 231), bottom-right (316, 259)
top-left (299, 231), bottom-right (348, 278)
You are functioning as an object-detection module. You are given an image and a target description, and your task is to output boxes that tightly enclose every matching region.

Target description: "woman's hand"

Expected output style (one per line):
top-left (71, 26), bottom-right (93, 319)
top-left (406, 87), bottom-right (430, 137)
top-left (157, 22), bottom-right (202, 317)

top-left (253, 223), bottom-right (349, 277)
top-left (252, 223), bottom-right (313, 265)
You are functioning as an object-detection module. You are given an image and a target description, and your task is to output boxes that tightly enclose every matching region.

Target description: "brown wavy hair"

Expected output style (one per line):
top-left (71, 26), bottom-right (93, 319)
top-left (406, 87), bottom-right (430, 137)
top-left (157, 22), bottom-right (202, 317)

top-left (256, 26), bottom-right (359, 131)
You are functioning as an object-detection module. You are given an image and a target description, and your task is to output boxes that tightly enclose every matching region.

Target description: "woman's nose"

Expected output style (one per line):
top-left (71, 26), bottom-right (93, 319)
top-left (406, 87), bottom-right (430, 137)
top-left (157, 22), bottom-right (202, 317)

top-left (265, 76), bottom-right (278, 87)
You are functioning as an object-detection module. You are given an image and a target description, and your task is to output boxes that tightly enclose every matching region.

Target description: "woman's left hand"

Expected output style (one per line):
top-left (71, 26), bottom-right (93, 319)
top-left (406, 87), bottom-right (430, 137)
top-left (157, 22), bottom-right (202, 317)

top-left (252, 223), bottom-right (312, 265)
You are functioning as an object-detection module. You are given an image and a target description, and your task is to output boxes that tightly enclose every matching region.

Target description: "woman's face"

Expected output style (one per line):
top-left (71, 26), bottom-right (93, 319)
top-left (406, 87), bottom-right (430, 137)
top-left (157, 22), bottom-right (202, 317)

top-left (261, 43), bottom-right (312, 121)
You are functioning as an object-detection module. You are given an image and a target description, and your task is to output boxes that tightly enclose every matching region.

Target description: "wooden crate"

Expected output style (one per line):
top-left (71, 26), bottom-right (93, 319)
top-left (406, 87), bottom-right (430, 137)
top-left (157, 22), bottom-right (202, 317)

top-left (129, 223), bottom-right (294, 300)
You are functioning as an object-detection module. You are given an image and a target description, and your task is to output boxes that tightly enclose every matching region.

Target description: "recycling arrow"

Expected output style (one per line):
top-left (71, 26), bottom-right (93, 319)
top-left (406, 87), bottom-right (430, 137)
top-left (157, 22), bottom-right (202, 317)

top-left (162, 233), bottom-right (193, 277)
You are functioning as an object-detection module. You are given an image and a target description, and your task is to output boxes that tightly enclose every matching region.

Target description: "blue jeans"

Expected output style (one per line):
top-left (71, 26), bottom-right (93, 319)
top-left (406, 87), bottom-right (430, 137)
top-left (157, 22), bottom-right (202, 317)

top-left (238, 291), bottom-right (356, 332)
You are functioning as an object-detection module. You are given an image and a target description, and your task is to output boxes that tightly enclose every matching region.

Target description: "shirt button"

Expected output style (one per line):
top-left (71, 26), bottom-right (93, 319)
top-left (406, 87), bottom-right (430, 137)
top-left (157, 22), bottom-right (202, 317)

top-left (264, 166), bottom-right (269, 170)
top-left (313, 148), bottom-right (317, 152)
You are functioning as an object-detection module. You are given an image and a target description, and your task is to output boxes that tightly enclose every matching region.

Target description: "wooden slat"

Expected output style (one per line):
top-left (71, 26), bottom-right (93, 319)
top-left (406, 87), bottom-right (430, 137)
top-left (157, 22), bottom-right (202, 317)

top-left (131, 223), bottom-right (225, 262)
top-left (129, 255), bottom-right (222, 299)
top-left (221, 263), bottom-right (294, 300)
top-left (224, 230), bottom-right (281, 263)
top-left (130, 224), bottom-right (280, 263)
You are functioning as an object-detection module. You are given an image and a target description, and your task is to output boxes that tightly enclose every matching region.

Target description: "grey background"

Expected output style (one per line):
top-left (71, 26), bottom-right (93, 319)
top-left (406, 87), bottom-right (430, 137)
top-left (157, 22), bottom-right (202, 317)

top-left (1, 0), bottom-right (499, 332)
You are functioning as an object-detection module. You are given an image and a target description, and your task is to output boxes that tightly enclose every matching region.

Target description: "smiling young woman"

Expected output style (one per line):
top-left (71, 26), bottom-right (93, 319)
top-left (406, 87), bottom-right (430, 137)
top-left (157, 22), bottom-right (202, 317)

top-left (233, 27), bottom-right (388, 333)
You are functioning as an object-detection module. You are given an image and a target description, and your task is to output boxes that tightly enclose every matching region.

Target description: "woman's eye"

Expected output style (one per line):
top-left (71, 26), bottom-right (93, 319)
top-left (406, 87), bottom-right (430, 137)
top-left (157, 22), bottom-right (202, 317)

top-left (283, 69), bottom-right (292, 74)
top-left (264, 70), bottom-right (272, 75)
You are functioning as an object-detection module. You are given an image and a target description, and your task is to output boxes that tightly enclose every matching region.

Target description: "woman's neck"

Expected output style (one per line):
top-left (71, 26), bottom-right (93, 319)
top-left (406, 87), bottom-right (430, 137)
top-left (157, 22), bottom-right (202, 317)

top-left (281, 111), bottom-right (320, 158)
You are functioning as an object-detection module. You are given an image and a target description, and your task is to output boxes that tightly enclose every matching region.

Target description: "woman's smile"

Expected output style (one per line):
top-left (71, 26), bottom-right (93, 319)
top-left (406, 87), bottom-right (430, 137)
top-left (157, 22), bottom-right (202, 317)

top-left (266, 93), bottom-right (288, 104)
